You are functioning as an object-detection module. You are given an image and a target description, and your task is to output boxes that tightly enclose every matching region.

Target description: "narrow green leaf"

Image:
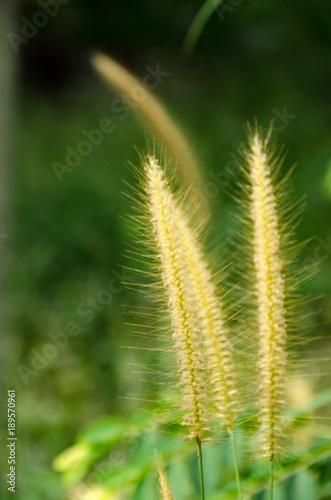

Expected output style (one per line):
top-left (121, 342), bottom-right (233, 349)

top-left (182, 0), bottom-right (225, 56)
top-left (77, 416), bottom-right (126, 446)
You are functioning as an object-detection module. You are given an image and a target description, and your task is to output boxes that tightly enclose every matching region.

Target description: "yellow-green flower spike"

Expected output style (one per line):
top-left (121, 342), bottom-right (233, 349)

top-left (156, 456), bottom-right (174, 500)
top-left (145, 155), bottom-right (209, 441)
top-left (175, 208), bottom-right (239, 430)
top-left (247, 132), bottom-right (287, 460)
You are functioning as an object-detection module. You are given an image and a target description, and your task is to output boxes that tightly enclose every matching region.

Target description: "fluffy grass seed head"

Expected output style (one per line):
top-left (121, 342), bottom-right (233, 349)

top-left (175, 206), bottom-right (239, 430)
top-left (156, 454), bottom-right (174, 500)
top-left (245, 130), bottom-right (288, 461)
top-left (144, 154), bottom-right (210, 441)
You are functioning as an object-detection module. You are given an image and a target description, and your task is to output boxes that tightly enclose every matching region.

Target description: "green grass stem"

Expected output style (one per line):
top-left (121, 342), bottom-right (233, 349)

top-left (196, 437), bottom-right (205, 500)
top-left (229, 430), bottom-right (242, 499)
top-left (182, 0), bottom-right (225, 56)
top-left (269, 458), bottom-right (274, 500)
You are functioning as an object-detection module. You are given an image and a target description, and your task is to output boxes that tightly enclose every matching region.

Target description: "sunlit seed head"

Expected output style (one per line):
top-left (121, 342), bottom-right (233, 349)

top-left (144, 155), bottom-right (209, 441)
top-left (156, 455), bottom-right (174, 500)
top-left (174, 206), bottom-right (239, 430)
top-left (246, 131), bottom-right (287, 460)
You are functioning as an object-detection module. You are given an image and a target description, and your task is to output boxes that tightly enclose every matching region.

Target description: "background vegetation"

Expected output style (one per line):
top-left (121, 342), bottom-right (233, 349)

top-left (2, 0), bottom-right (331, 498)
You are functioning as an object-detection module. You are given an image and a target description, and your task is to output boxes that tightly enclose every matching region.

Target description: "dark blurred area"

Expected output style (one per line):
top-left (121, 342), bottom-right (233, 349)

top-left (1, 0), bottom-right (331, 498)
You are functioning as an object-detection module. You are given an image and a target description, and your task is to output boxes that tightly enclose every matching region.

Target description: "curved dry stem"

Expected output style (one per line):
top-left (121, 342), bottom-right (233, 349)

top-left (91, 53), bottom-right (203, 195)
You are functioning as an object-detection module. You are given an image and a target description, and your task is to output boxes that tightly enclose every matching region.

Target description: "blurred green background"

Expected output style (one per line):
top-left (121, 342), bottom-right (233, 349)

top-left (1, 0), bottom-right (331, 498)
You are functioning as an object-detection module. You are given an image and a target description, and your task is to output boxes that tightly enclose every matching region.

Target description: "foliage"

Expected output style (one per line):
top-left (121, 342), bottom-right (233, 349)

top-left (54, 388), bottom-right (331, 499)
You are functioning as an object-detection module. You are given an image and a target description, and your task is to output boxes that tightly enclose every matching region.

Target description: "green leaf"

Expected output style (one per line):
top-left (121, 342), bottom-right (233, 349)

top-left (293, 470), bottom-right (317, 500)
top-left (240, 442), bottom-right (331, 500)
top-left (77, 416), bottom-right (126, 446)
top-left (102, 463), bottom-right (150, 491)
top-left (322, 159), bottom-right (331, 198)
top-left (182, 0), bottom-right (226, 56)
top-left (317, 480), bottom-right (331, 499)
top-left (89, 429), bottom-right (192, 493)
top-left (53, 443), bottom-right (92, 473)
top-left (52, 442), bottom-right (100, 485)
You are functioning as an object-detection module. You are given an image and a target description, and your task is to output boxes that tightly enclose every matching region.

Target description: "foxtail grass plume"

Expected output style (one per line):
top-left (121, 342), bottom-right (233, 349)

top-left (246, 131), bottom-right (287, 460)
top-left (144, 155), bottom-right (209, 441)
top-left (175, 208), bottom-right (239, 430)
top-left (90, 53), bottom-right (202, 195)
top-left (156, 455), bottom-right (174, 500)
